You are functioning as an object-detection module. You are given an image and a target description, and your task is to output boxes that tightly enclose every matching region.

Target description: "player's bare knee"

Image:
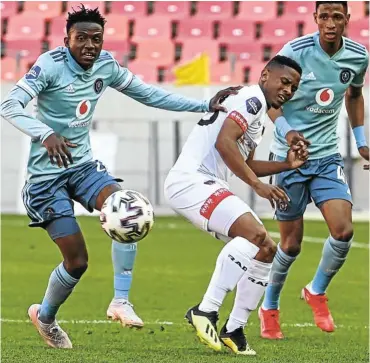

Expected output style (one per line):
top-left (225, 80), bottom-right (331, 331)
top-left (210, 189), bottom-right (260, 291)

top-left (331, 225), bottom-right (354, 242)
top-left (64, 258), bottom-right (88, 279)
top-left (281, 240), bottom-right (301, 257)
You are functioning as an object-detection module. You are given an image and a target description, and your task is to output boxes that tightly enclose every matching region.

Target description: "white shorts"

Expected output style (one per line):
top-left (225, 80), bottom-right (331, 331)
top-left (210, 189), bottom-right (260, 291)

top-left (164, 171), bottom-right (262, 241)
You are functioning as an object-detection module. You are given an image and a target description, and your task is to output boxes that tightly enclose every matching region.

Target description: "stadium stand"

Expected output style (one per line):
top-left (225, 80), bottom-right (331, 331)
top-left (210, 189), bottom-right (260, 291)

top-left (1, 1), bottom-right (368, 83)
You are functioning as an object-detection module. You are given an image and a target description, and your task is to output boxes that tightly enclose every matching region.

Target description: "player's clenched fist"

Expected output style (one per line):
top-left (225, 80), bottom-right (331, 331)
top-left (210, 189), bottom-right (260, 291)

top-left (252, 182), bottom-right (289, 209)
top-left (42, 133), bottom-right (77, 168)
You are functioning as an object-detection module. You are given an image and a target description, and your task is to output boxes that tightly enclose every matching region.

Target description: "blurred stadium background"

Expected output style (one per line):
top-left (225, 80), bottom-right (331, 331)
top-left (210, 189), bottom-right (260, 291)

top-left (1, 1), bottom-right (369, 217)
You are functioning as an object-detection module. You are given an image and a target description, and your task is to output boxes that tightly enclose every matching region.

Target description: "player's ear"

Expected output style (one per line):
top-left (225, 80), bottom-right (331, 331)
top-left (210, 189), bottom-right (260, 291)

top-left (345, 13), bottom-right (350, 25)
top-left (64, 37), bottom-right (69, 47)
top-left (313, 12), bottom-right (318, 24)
top-left (260, 68), bottom-right (269, 83)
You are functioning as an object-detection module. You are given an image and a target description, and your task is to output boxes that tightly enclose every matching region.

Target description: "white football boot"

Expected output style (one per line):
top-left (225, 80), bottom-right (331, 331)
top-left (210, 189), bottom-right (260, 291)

top-left (106, 299), bottom-right (144, 328)
top-left (28, 304), bottom-right (72, 349)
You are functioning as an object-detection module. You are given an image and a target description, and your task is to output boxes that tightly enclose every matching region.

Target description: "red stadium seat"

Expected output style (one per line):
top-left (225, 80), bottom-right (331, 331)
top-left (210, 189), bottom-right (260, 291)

top-left (49, 15), bottom-right (67, 38)
top-left (243, 61), bottom-right (266, 84)
top-left (179, 39), bottom-right (220, 63)
top-left (48, 36), bottom-right (65, 50)
top-left (103, 40), bottom-right (130, 63)
top-left (194, 1), bottom-right (233, 19)
top-left (134, 39), bottom-right (175, 66)
top-left (301, 18), bottom-right (318, 35)
top-left (218, 19), bottom-right (255, 43)
top-left (0, 1), bottom-right (18, 19)
top-left (347, 18), bottom-right (369, 48)
top-left (153, 1), bottom-right (189, 19)
top-left (104, 14), bottom-right (129, 40)
top-left (132, 17), bottom-right (172, 41)
top-left (210, 62), bottom-right (244, 84)
top-left (110, 1), bottom-right (148, 18)
top-left (348, 1), bottom-right (366, 21)
top-left (236, 1), bottom-right (277, 21)
top-left (5, 13), bottom-right (45, 40)
top-left (260, 19), bottom-right (299, 44)
top-left (281, 2), bottom-right (315, 20)
top-left (67, 2), bottom-right (106, 14)
top-left (176, 19), bottom-right (213, 41)
top-left (23, 1), bottom-right (63, 19)
top-left (127, 60), bottom-right (158, 83)
top-left (1, 57), bottom-right (30, 81)
top-left (226, 42), bottom-right (264, 63)
top-left (5, 39), bottom-right (44, 59)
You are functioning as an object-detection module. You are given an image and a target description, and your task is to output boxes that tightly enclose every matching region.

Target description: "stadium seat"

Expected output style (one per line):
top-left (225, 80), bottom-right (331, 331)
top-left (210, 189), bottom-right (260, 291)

top-left (23, 1), bottom-right (63, 19)
top-left (226, 42), bottom-right (264, 63)
top-left (0, 1), bottom-right (18, 19)
top-left (103, 40), bottom-right (130, 63)
top-left (243, 61), bottom-right (266, 84)
top-left (134, 39), bottom-right (175, 66)
top-left (301, 19), bottom-right (318, 35)
top-left (66, 1), bottom-right (106, 14)
top-left (49, 15), bottom-right (67, 38)
top-left (260, 19), bottom-right (299, 44)
top-left (132, 17), bottom-right (172, 41)
top-left (176, 19), bottom-right (214, 41)
top-left (153, 1), bottom-right (189, 19)
top-left (127, 60), bottom-right (159, 83)
top-left (1, 56), bottom-right (30, 81)
top-left (104, 14), bottom-right (129, 40)
top-left (218, 19), bottom-right (255, 43)
top-left (347, 18), bottom-right (369, 48)
top-left (5, 13), bottom-right (45, 40)
top-left (5, 39), bottom-right (44, 59)
top-left (210, 62), bottom-right (244, 84)
top-left (110, 1), bottom-right (148, 18)
top-left (348, 1), bottom-right (366, 21)
top-left (179, 39), bottom-right (220, 63)
top-left (280, 2), bottom-right (315, 20)
top-left (236, 1), bottom-right (277, 21)
top-left (194, 1), bottom-right (233, 19)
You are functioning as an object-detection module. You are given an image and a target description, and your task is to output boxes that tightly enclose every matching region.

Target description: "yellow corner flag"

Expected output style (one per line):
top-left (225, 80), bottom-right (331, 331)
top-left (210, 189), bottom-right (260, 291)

top-left (173, 53), bottom-right (210, 86)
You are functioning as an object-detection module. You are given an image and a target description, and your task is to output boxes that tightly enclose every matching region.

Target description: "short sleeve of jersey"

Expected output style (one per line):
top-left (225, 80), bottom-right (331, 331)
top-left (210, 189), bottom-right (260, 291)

top-left (277, 42), bottom-right (295, 59)
top-left (110, 60), bottom-right (134, 91)
top-left (351, 51), bottom-right (369, 87)
top-left (16, 53), bottom-right (56, 99)
top-left (227, 90), bottom-right (265, 133)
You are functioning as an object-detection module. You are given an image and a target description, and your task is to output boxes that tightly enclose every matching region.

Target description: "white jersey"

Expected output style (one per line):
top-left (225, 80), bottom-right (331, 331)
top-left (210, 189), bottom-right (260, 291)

top-left (171, 85), bottom-right (268, 182)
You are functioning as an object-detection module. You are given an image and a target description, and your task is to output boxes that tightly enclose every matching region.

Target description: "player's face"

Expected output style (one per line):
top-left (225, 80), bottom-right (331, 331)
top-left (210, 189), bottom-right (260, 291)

top-left (65, 22), bottom-right (104, 70)
top-left (314, 3), bottom-right (349, 43)
top-left (262, 66), bottom-right (301, 109)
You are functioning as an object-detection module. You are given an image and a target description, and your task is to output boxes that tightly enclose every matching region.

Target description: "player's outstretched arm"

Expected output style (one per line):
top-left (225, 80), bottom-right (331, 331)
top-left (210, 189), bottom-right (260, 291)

top-left (112, 63), bottom-right (241, 113)
top-left (345, 85), bottom-right (369, 162)
top-left (216, 117), bottom-right (289, 208)
top-left (0, 86), bottom-right (54, 143)
top-left (267, 107), bottom-right (310, 149)
top-left (246, 145), bottom-right (308, 177)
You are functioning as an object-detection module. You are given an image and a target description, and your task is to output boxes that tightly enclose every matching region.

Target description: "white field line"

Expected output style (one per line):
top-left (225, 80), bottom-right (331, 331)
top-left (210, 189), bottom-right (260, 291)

top-left (0, 318), bottom-right (367, 329)
top-left (2, 220), bottom-right (368, 248)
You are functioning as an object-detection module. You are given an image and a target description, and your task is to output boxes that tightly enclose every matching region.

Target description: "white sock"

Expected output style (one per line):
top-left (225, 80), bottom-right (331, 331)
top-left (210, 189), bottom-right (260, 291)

top-left (199, 237), bottom-right (259, 313)
top-left (226, 259), bottom-right (272, 332)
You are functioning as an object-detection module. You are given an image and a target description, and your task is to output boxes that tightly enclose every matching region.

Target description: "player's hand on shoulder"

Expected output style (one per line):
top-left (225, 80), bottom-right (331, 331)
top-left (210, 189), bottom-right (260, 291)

top-left (359, 146), bottom-right (369, 162)
top-left (252, 181), bottom-right (289, 209)
top-left (285, 130), bottom-right (310, 148)
top-left (42, 133), bottom-right (77, 168)
top-left (209, 86), bottom-right (243, 112)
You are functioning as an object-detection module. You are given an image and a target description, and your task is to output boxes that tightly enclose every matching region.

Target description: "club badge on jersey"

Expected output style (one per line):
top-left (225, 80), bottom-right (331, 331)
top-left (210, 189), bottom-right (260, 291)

top-left (340, 69), bottom-right (351, 84)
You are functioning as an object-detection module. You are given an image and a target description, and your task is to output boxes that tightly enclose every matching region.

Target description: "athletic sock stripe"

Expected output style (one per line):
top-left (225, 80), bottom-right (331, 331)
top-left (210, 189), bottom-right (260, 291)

top-left (55, 268), bottom-right (75, 289)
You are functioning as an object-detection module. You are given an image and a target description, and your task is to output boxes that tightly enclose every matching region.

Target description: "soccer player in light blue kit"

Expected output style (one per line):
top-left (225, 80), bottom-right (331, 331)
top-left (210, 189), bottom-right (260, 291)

top-left (259, 1), bottom-right (369, 339)
top-left (0, 6), bottom-right (241, 348)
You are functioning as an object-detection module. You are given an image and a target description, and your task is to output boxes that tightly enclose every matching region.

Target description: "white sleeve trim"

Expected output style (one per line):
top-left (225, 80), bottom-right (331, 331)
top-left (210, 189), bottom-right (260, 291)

top-left (350, 82), bottom-right (364, 88)
top-left (116, 70), bottom-right (134, 92)
top-left (17, 80), bottom-right (37, 98)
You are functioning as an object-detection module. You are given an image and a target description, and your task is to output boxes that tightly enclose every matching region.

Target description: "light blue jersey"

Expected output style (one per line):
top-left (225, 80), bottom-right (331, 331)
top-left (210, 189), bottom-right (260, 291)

top-left (1, 47), bottom-right (209, 183)
top-left (271, 32), bottom-right (368, 159)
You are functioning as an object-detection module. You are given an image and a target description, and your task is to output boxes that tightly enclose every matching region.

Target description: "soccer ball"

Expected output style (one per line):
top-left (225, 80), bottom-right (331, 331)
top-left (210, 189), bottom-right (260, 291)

top-left (100, 190), bottom-right (154, 243)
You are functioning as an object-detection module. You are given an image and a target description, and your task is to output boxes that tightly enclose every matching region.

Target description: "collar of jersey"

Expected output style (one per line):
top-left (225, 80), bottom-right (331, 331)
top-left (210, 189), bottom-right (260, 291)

top-left (313, 32), bottom-right (345, 60)
top-left (66, 49), bottom-right (94, 76)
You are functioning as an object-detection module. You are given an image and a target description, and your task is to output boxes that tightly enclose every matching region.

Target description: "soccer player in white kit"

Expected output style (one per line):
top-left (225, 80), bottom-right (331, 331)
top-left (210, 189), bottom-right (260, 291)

top-left (164, 55), bottom-right (308, 355)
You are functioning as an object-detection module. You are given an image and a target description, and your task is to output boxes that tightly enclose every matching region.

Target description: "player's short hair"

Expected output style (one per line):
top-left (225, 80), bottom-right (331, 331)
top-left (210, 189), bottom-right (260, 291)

top-left (66, 4), bottom-right (106, 34)
top-left (315, 1), bottom-right (348, 13)
top-left (265, 55), bottom-right (302, 76)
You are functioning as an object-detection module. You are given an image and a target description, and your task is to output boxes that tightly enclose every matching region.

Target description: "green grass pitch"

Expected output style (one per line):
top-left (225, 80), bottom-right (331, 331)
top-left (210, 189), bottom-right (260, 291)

top-left (1, 215), bottom-right (369, 363)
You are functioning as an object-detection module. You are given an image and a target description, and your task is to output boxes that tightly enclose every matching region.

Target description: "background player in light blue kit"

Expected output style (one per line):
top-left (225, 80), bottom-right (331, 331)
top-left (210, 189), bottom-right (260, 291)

top-left (0, 5), bottom-right (241, 349)
top-left (259, 1), bottom-right (369, 339)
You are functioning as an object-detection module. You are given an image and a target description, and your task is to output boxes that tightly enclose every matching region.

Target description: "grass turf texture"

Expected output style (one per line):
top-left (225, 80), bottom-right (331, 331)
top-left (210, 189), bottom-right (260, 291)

top-left (1, 215), bottom-right (369, 363)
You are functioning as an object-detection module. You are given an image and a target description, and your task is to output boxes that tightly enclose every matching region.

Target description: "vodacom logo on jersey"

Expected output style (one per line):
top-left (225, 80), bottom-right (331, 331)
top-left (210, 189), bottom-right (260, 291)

top-left (76, 100), bottom-right (91, 119)
top-left (306, 88), bottom-right (335, 114)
